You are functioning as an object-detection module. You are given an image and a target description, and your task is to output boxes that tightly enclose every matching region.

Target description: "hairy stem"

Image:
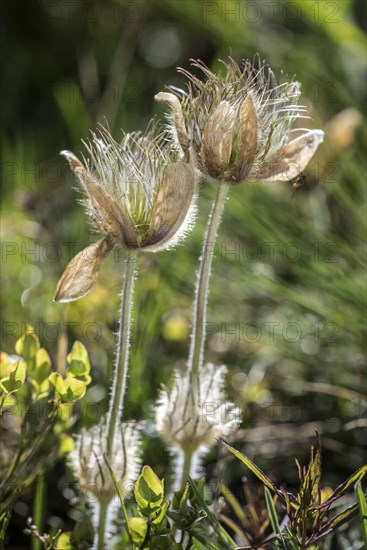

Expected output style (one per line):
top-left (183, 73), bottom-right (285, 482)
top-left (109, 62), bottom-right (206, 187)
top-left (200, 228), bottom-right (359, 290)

top-left (188, 183), bottom-right (229, 379)
top-left (95, 502), bottom-right (108, 550)
top-left (106, 251), bottom-right (138, 457)
top-left (175, 449), bottom-right (194, 492)
top-left (177, 183), bottom-right (228, 491)
top-left (95, 251), bottom-right (138, 549)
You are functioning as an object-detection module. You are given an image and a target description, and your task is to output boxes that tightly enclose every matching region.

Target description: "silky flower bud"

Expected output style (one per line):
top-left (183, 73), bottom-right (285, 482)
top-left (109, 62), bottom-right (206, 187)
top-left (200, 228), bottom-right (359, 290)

top-left (54, 124), bottom-right (197, 302)
top-left (69, 421), bottom-right (141, 504)
top-left (156, 56), bottom-right (324, 184)
top-left (155, 363), bottom-right (240, 454)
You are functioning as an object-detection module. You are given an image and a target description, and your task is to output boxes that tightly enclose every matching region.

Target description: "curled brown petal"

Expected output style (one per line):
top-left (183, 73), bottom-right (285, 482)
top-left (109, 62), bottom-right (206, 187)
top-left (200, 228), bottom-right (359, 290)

top-left (154, 92), bottom-right (190, 160)
top-left (54, 236), bottom-right (114, 302)
top-left (145, 162), bottom-right (196, 252)
top-left (61, 151), bottom-right (138, 247)
top-left (253, 130), bottom-right (324, 182)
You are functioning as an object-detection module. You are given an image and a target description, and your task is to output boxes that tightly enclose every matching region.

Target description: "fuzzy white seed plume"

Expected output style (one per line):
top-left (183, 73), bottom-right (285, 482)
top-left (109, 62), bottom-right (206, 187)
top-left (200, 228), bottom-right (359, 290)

top-left (69, 421), bottom-right (142, 504)
top-left (155, 363), bottom-right (241, 454)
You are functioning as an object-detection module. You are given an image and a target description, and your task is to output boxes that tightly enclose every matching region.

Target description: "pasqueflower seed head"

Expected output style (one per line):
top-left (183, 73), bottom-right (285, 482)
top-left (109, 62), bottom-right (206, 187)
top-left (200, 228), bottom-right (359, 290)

top-left (69, 421), bottom-right (141, 504)
top-left (54, 123), bottom-right (197, 302)
top-left (156, 56), bottom-right (324, 184)
top-left (155, 363), bottom-right (240, 454)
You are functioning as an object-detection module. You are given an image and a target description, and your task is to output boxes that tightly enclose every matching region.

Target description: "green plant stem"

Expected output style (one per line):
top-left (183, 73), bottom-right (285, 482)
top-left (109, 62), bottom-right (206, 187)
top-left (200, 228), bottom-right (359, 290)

top-left (178, 184), bottom-right (228, 491)
top-left (32, 474), bottom-right (45, 550)
top-left (188, 183), bottom-right (229, 379)
top-left (177, 449), bottom-right (193, 490)
top-left (106, 250), bottom-right (138, 457)
top-left (95, 251), bottom-right (138, 549)
top-left (95, 502), bottom-right (108, 550)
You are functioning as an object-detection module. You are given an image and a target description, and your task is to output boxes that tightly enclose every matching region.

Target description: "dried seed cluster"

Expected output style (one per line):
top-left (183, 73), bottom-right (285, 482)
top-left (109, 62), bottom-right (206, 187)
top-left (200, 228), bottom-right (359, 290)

top-left (69, 421), bottom-right (141, 503)
top-left (155, 363), bottom-right (241, 453)
top-left (55, 56), bottom-right (323, 303)
top-left (157, 57), bottom-right (324, 184)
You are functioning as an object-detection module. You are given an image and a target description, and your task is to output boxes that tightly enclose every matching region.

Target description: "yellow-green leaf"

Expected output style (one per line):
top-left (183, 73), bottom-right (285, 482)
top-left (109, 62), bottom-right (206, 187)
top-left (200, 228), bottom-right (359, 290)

top-left (60, 434), bottom-right (74, 454)
top-left (0, 352), bottom-right (13, 378)
top-left (67, 341), bottom-right (91, 379)
top-left (128, 517), bottom-right (147, 544)
top-left (15, 326), bottom-right (39, 365)
top-left (135, 465), bottom-right (164, 511)
top-left (151, 499), bottom-right (169, 525)
top-left (33, 348), bottom-right (52, 380)
top-left (49, 372), bottom-right (86, 402)
top-left (55, 532), bottom-right (73, 550)
top-left (0, 361), bottom-right (26, 394)
top-left (221, 440), bottom-right (278, 493)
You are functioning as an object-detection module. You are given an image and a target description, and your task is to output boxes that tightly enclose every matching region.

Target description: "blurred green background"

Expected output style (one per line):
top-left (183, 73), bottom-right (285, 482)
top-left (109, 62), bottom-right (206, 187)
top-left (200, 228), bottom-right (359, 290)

top-left (1, 0), bottom-right (366, 547)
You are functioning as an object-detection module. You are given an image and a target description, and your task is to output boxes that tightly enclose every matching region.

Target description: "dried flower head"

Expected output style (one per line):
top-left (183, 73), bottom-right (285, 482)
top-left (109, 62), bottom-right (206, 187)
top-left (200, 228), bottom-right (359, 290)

top-left (155, 363), bottom-right (240, 454)
top-left (54, 124), bottom-right (197, 302)
top-left (156, 56), bottom-right (324, 184)
top-left (69, 421), bottom-right (141, 504)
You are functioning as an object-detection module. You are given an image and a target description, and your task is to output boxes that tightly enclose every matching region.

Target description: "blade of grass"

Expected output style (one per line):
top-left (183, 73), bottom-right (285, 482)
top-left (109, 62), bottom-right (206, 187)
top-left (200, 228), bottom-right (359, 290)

top-left (264, 486), bottom-right (286, 550)
top-left (355, 483), bottom-right (367, 547)
top-left (220, 440), bottom-right (278, 494)
top-left (188, 476), bottom-right (237, 549)
top-left (317, 465), bottom-right (367, 509)
top-left (103, 453), bottom-right (134, 550)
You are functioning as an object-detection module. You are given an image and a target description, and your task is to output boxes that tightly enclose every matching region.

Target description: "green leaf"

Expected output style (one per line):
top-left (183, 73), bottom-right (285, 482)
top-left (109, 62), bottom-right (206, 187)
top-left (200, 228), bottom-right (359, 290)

top-left (60, 434), bottom-right (74, 454)
top-left (128, 517), bottom-right (147, 545)
top-left (15, 326), bottom-right (39, 365)
top-left (264, 486), bottom-right (287, 550)
top-left (221, 440), bottom-right (278, 493)
top-left (135, 465), bottom-right (164, 511)
top-left (297, 437), bottom-right (322, 510)
top-left (55, 532), bottom-right (73, 550)
top-left (67, 341), bottom-right (91, 381)
top-left (104, 454), bottom-right (134, 549)
top-left (356, 484), bottom-right (367, 547)
top-left (188, 477), bottom-right (237, 549)
top-left (29, 348), bottom-right (52, 398)
top-left (0, 360), bottom-right (26, 394)
top-left (33, 348), bottom-right (52, 383)
top-left (317, 464), bottom-right (367, 509)
top-left (151, 499), bottom-right (169, 525)
top-left (317, 501), bottom-right (359, 539)
top-left (220, 482), bottom-right (247, 527)
top-left (49, 372), bottom-right (86, 402)
top-left (0, 353), bottom-right (13, 378)
top-left (71, 519), bottom-right (94, 548)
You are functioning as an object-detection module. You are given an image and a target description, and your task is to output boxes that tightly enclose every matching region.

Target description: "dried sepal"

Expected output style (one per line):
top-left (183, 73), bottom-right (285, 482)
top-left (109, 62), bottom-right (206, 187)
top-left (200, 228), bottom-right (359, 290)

top-left (60, 150), bottom-right (137, 246)
top-left (155, 92), bottom-right (190, 159)
top-left (145, 162), bottom-right (196, 251)
top-left (200, 101), bottom-right (234, 179)
top-left (252, 130), bottom-right (325, 182)
top-left (54, 236), bottom-right (113, 303)
top-left (232, 95), bottom-right (258, 181)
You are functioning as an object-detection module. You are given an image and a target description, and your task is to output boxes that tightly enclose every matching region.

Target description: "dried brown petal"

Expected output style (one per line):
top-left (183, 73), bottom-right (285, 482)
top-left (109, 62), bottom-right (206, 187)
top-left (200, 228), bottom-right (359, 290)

top-left (145, 162), bottom-right (195, 251)
top-left (155, 92), bottom-right (190, 159)
top-left (231, 95), bottom-right (258, 182)
top-left (253, 130), bottom-right (324, 182)
top-left (61, 151), bottom-right (138, 247)
top-left (200, 101), bottom-right (234, 179)
top-left (54, 236), bottom-right (113, 302)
